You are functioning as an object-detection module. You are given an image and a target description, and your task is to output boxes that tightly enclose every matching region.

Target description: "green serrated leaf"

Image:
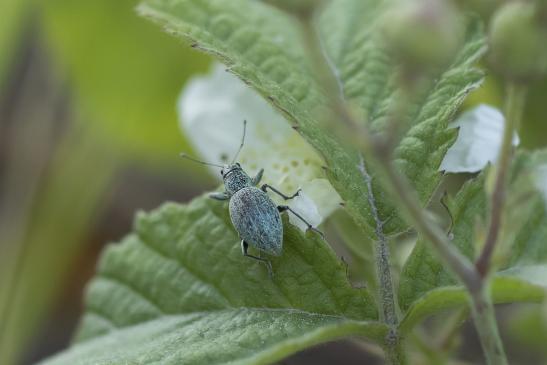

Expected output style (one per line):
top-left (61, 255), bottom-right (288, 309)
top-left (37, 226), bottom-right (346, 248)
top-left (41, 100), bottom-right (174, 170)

top-left (137, 0), bottom-right (486, 239)
top-left (41, 195), bottom-right (382, 364)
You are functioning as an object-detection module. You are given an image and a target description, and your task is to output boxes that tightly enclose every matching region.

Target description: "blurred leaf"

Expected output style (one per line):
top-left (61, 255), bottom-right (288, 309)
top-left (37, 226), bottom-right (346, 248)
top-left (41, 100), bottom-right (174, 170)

top-left (39, 0), bottom-right (210, 165)
top-left (41, 195), bottom-right (383, 364)
top-left (508, 304), bottom-right (547, 356)
top-left (399, 274), bottom-right (547, 333)
top-left (508, 150), bottom-right (547, 265)
top-left (0, 127), bottom-right (119, 365)
top-left (137, 0), bottom-right (485, 239)
top-left (399, 149), bottom-right (547, 316)
top-left (0, 0), bottom-right (30, 86)
top-left (521, 75), bottom-right (547, 149)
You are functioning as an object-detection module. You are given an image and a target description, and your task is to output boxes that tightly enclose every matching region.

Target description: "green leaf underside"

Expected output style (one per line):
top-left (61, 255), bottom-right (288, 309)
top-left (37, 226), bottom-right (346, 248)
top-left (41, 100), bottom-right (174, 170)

top-left (137, 0), bottom-right (486, 239)
top-left (42, 195), bottom-right (381, 364)
top-left (41, 310), bottom-right (386, 365)
top-left (399, 149), bottom-right (547, 316)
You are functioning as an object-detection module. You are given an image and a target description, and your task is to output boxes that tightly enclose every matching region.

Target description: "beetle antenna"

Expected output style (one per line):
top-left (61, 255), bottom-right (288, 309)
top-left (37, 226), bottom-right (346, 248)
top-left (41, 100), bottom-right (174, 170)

top-left (231, 120), bottom-right (247, 164)
top-left (179, 153), bottom-right (224, 168)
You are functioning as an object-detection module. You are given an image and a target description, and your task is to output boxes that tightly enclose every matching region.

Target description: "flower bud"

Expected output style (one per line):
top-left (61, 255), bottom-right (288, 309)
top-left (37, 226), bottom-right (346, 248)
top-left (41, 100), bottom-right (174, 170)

top-left (489, 1), bottom-right (547, 81)
top-left (457, 0), bottom-right (502, 19)
top-left (380, 0), bottom-right (464, 71)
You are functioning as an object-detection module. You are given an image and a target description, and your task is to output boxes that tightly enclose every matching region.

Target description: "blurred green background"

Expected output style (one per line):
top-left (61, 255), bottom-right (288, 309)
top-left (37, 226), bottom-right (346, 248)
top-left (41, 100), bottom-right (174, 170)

top-left (0, 1), bottom-right (546, 365)
top-left (0, 0), bottom-right (213, 363)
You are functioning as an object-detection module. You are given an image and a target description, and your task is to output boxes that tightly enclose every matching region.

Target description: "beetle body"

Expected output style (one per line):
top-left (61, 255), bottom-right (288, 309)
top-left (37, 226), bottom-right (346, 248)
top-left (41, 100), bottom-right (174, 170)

top-left (229, 186), bottom-right (283, 256)
top-left (221, 163), bottom-right (283, 256)
top-left (180, 120), bottom-right (322, 275)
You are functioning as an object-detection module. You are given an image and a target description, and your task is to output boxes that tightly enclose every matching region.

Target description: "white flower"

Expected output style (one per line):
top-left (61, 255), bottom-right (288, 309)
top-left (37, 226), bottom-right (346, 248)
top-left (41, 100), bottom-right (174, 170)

top-left (178, 63), bottom-right (341, 231)
top-left (439, 104), bottom-right (520, 173)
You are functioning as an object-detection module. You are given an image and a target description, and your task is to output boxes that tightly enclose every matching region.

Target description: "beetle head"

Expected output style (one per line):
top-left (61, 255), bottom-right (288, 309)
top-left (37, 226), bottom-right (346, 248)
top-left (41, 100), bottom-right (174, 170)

top-left (222, 163), bottom-right (251, 194)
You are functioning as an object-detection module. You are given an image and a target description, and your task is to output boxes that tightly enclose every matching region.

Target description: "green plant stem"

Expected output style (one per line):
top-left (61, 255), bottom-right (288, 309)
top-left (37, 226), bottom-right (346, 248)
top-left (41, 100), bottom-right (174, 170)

top-left (298, 16), bottom-right (405, 365)
top-left (358, 155), bottom-right (403, 364)
top-left (475, 82), bottom-right (527, 276)
top-left (298, 14), bottom-right (479, 292)
top-left (468, 82), bottom-right (526, 365)
top-left (296, 9), bottom-right (510, 365)
top-left (358, 155), bottom-right (397, 327)
top-left (374, 152), bottom-right (481, 290)
top-left (300, 12), bottom-right (403, 360)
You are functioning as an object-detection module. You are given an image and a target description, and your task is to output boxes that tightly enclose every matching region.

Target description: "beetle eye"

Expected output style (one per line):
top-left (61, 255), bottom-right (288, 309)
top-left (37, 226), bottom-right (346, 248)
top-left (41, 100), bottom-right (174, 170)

top-left (220, 169), bottom-right (224, 175)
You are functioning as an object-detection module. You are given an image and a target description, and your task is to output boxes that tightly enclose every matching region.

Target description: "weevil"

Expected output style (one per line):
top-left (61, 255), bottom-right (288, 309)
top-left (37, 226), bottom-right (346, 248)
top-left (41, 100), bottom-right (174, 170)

top-left (180, 120), bottom-right (323, 275)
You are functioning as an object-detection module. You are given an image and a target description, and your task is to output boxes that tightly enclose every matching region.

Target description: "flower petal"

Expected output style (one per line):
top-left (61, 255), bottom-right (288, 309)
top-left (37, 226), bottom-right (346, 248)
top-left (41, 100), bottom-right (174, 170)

top-left (178, 63), bottom-right (341, 231)
top-left (439, 104), bottom-right (520, 173)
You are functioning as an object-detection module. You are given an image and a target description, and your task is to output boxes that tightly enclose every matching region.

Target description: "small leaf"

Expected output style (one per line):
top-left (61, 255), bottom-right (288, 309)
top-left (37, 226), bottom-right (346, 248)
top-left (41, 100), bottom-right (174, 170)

top-left (399, 149), bottom-right (547, 323)
top-left (399, 274), bottom-right (546, 333)
top-left (398, 175), bottom-right (485, 311)
top-left (137, 0), bottom-right (486, 239)
top-left (41, 195), bottom-right (381, 364)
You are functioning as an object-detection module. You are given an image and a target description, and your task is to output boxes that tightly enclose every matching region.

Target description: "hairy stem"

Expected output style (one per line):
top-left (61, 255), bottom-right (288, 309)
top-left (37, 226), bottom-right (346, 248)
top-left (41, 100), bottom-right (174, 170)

top-left (298, 16), bottom-right (406, 364)
top-left (358, 155), bottom-right (403, 363)
top-left (475, 83), bottom-right (526, 276)
top-left (358, 155), bottom-right (397, 327)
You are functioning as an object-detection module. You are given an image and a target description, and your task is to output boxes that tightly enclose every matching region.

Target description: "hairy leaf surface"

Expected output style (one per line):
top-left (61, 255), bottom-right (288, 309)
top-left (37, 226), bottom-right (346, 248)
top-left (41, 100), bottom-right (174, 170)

top-left (137, 0), bottom-right (486, 238)
top-left (41, 195), bottom-right (382, 364)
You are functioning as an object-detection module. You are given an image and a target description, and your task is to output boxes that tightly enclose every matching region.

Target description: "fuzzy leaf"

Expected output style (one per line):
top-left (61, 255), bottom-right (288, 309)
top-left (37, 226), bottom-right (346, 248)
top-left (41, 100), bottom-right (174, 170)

top-left (137, 0), bottom-right (486, 239)
top-left (41, 195), bottom-right (382, 365)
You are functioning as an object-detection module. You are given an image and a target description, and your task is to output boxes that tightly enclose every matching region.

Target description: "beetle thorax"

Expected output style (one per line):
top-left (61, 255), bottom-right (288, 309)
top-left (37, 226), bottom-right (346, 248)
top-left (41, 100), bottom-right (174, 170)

top-left (222, 164), bottom-right (252, 195)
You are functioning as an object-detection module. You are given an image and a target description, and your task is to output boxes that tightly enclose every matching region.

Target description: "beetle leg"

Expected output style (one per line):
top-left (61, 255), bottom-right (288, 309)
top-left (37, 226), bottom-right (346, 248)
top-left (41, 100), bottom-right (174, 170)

top-left (209, 192), bottom-right (230, 201)
top-left (241, 240), bottom-right (273, 277)
top-left (262, 184), bottom-right (301, 200)
top-left (277, 205), bottom-right (324, 238)
top-left (251, 168), bottom-right (264, 186)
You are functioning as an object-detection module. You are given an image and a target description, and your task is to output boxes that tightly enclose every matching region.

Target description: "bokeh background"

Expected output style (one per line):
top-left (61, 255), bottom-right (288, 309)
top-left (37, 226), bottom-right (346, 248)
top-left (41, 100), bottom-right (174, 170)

top-left (0, 1), bottom-right (546, 364)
